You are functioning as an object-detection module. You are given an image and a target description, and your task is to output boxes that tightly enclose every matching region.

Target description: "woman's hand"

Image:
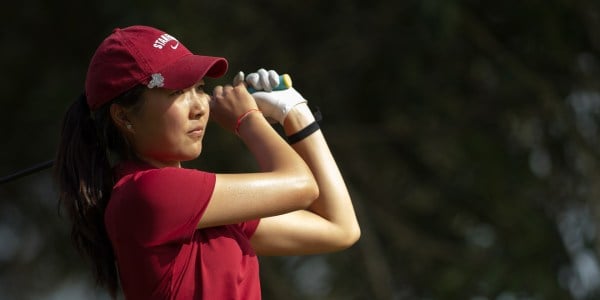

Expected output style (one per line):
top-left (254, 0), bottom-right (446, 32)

top-left (236, 69), bottom-right (307, 125)
top-left (210, 83), bottom-right (259, 133)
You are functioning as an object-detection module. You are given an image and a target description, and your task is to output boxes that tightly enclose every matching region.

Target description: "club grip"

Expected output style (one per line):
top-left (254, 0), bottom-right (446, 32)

top-left (247, 74), bottom-right (292, 93)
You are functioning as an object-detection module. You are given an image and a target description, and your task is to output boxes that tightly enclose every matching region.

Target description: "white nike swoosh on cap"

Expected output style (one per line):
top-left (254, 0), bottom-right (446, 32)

top-left (171, 42), bottom-right (179, 50)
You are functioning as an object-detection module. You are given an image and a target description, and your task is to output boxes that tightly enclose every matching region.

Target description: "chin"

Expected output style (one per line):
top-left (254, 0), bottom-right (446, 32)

top-left (181, 149), bottom-right (202, 162)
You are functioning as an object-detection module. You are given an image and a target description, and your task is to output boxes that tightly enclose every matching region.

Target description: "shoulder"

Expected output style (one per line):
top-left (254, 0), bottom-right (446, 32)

top-left (113, 167), bottom-right (216, 206)
top-left (131, 167), bottom-right (215, 190)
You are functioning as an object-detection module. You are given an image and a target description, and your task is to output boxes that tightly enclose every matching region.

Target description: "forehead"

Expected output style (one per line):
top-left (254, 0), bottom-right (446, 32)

top-left (138, 78), bottom-right (207, 106)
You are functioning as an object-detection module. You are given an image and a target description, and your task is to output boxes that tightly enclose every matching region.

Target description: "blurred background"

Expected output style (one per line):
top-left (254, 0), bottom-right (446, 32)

top-left (1, 0), bottom-right (599, 299)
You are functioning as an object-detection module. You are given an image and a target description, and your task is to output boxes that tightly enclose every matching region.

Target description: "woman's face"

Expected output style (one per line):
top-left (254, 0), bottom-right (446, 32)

top-left (126, 80), bottom-right (210, 168)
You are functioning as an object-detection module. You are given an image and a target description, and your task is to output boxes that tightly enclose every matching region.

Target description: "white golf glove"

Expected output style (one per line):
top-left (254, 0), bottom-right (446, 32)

top-left (234, 68), bottom-right (307, 125)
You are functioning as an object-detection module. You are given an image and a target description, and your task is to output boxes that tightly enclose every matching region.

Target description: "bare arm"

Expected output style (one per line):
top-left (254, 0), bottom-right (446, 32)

top-left (197, 84), bottom-right (319, 228)
top-left (251, 103), bottom-right (361, 255)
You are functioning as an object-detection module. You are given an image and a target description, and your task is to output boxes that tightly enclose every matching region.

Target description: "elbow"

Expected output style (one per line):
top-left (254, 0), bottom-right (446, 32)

top-left (328, 223), bottom-right (362, 252)
top-left (349, 221), bottom-right (361, 244)
top-left (341, 224), bottom-right (361, 249)
top-left (350, 225), bottom-right (361, 245)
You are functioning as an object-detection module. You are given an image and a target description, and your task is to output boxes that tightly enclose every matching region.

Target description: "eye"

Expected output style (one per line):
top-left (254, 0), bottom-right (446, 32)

top-left (195, 83), bottom-right (205, 93)
top-left (170, 89), bottom-right (184, 97)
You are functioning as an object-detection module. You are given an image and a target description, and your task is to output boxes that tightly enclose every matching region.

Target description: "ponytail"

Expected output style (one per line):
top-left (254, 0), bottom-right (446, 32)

top-left (55, 94), bottom-right (118, 298)
top-left (54, 86), bottom-right (144, 298)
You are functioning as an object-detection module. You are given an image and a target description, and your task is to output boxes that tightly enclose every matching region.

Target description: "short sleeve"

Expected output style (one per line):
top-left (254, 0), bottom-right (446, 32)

top-left (128, 167), bottom-right (216, 246)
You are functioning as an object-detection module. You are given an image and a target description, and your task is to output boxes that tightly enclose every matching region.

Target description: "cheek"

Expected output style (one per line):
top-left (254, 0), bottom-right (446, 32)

top-left (162, 111), bottom-right (195, 146)
top-left (134, 113), bottom-right (183, 152)
top-left (135, 123), bottom-right (167, 153)
top-left (152, 113), bottom-right (186, 146)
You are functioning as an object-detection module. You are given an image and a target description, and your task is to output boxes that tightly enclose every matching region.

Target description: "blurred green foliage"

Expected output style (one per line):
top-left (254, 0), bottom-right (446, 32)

top-left (1, 0), bottom-right (600, 299)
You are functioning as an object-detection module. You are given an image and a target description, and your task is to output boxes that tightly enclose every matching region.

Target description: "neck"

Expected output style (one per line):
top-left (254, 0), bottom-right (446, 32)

top-left (137, 156), bottom-right (181, 168)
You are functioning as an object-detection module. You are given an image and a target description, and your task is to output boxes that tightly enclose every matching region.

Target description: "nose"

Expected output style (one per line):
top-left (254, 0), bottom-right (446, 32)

top-left (189, 91), bottom-right (208, 120)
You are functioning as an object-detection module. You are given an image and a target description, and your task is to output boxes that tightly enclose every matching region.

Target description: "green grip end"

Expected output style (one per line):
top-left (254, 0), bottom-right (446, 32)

top-left (247, 74), bottom-right (293, 93)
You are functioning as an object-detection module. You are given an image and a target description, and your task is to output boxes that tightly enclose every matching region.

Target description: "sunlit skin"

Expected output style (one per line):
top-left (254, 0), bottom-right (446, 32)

top-left (115, 80), bottom-right (210, 168)
top-left (109, 79), bottom-right (360, 255)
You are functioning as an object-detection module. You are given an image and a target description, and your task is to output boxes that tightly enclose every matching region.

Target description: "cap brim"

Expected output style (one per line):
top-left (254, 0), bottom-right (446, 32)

top-left (158, 54), bottom-right (228, 90)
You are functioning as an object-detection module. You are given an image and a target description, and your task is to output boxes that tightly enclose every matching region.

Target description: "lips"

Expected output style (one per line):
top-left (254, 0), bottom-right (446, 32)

top-left (187, 126), bottom-right (204, 137)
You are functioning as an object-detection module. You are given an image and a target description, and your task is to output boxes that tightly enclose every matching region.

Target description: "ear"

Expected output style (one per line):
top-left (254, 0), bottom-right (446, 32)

top-left (110, 103), bottom-right (134, 133)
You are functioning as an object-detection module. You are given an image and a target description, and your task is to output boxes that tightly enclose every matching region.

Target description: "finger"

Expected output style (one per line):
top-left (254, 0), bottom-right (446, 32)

top-left (246, 73), bottom-right (261, 89)
top-left (222, 84), bottom-right (234, 94)
top-left (233, 71), bottom-right (244, 86)
top-left (267, 70), bottom-right (280, 88)
top-left (213, 85), bottom-right (223, 97)
top-left (258, 68), bottom-right (271, 91)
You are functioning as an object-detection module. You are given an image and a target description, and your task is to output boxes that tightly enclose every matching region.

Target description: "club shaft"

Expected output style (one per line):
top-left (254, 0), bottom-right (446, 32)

top-left (0, 160), bottom-right (54, 185)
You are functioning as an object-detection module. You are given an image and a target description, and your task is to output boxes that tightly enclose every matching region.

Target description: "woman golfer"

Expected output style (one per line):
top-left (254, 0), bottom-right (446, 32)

top-left (55, 25), bottom-right (360, 299)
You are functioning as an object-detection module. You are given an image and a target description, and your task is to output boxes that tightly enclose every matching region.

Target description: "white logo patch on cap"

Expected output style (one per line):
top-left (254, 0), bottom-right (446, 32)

top-left (147, 73), bottom-right (165, 88)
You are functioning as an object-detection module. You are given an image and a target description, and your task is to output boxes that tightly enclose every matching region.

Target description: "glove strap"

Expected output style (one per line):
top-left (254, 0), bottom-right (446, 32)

top-left (286, 107), bottom-right (322, 144)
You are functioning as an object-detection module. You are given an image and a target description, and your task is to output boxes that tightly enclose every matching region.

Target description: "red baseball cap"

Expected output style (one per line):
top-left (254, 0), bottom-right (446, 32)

top-left (85, 25), bottom-right (228, 110)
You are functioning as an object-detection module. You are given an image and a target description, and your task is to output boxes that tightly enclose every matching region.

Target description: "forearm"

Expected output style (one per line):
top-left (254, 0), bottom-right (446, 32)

top-left (283, 104), bottom-right (361, 244)
top-left (239, 111), bottom-right (307, 173)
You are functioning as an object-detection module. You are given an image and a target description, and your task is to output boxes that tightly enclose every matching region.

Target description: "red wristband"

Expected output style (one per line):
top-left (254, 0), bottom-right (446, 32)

top-left (235, 109), bottom-right (261, 135)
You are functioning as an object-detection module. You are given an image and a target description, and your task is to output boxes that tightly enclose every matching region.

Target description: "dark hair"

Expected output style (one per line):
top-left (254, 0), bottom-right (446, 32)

top-left (54, 86), bottom-right (145, 298)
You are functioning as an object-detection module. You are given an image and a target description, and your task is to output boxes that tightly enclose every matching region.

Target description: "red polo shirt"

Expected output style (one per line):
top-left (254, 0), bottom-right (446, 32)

top-left (105, 161), bottom-right (261, 299)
